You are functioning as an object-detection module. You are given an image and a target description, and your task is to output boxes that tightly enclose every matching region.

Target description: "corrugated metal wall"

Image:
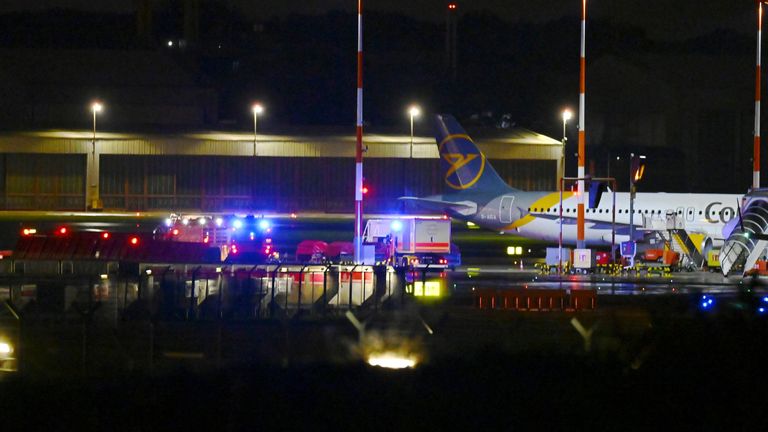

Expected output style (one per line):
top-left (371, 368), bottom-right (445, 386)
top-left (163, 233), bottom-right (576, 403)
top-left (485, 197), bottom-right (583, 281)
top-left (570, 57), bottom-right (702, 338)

top-left (0, 154), bottom-right (85, 210)
top-left (99, 155), bottom-right (555, 213)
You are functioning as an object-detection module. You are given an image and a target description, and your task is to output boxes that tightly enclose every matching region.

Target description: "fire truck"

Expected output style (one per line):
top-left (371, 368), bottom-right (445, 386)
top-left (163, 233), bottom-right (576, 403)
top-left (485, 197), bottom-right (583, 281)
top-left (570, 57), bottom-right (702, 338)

top-left (153, 213), bottom-right (277, 263)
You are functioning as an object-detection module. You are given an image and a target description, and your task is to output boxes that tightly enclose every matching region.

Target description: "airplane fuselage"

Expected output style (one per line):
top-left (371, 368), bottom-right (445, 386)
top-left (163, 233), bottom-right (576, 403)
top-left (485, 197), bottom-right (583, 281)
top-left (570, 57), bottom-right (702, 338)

top-left (455, 191), bottom-right (742, 246)
top-left (413, 114), bottom-right (743, 249)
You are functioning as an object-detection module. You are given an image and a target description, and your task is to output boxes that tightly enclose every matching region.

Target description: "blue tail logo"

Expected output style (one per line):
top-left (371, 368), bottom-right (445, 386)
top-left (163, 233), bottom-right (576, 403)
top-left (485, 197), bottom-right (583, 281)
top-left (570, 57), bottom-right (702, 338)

top-left (434, 114), bottom-right (515, 193)
top-left (440, 135), bottom-right (486, 190)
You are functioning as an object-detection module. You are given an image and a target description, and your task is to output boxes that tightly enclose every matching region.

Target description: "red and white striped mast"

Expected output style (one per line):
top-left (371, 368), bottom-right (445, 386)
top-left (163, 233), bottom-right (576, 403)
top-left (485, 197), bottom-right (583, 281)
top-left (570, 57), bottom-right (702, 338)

top-left (577, 0), bottom-right (587, 249)
top-left (353, 0), bottom-right (365, 263)
top-left (755, 1), bottom-right (764, 189)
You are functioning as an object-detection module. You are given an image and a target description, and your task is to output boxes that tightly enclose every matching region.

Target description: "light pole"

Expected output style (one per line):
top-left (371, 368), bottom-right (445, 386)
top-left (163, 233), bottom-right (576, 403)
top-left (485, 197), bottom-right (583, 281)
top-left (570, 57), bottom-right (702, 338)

top-left (408, 105), bottom-right (421, 158)
top-left (252, 103), bottom-right (263, 156)
top-left (91, 101), bottom-right (102, 154)
top-left (560, 109), bottom-right (572, 186)
top-left (90, 101), bottom-right (103, 210)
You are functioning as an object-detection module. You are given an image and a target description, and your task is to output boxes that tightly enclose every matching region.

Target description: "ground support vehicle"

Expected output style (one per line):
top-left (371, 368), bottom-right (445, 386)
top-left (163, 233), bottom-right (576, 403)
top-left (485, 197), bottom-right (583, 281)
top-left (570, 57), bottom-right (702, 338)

top-left (538, 247), bottom-right (572, 274)
top-left (538, 248), bottom-right (620, 275)
top-left (706, 249), bottom-right (721, 273)
top-left (363, 218), bottom-right (459, 269)
top-left (620, 247), bottom-right (680, 276)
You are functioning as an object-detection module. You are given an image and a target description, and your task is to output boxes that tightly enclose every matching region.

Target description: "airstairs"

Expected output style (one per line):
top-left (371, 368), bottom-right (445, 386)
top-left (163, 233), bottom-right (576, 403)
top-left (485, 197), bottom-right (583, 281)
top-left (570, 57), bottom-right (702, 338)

top-left (639, 213), bottom-right (708, 270)
top-left (720, 191), bottom-right (768, 276)
top-left (669, 229), bottom-right (706, 269)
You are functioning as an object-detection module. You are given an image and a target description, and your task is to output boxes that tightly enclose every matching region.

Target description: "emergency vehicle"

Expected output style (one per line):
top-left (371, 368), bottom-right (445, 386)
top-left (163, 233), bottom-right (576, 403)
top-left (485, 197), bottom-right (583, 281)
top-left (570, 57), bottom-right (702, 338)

top-left (363, 217), bottom-right (459, 269)
top-left (154, 213), bottom-right (277, 263)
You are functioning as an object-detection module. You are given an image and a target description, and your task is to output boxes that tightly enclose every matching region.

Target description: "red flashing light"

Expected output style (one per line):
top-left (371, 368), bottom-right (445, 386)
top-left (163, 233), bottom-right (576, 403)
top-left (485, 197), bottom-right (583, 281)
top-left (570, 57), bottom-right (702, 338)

top-left (203, 236), bottom-right (209, 244)
top-left (448, 3), bottom-right (457, 10)
top-left (172, 228), bottom-right (180, 236)
top-left (129, 236), bottom-right (140, 246)
top-left (56, 227), bottom-right (68, 235)
top-left (231, 244), bottom-right (238, 254)
top-left (362, 186), bottom-right (369, 194)
top-left (290, 213), bottom-right (297, 219)
top-left (101, 232), bottom-right (110, 239)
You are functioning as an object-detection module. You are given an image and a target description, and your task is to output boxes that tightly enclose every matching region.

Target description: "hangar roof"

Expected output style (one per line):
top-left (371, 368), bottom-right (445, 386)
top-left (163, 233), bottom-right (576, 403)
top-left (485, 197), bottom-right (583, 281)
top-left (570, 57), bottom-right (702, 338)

top-left (0, 127), bottom-right (561, 161)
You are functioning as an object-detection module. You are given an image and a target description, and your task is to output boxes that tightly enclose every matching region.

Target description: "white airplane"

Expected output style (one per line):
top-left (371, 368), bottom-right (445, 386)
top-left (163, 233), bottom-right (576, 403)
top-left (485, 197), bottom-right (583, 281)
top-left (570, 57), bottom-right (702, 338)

top-left (402, 114), bottom-right (743, 247)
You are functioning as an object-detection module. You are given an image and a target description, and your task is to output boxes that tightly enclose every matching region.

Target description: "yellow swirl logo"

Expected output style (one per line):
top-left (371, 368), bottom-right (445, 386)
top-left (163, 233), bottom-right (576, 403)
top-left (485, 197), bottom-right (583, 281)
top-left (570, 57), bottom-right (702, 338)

top-left (443, 152), bottom-right (485, 190)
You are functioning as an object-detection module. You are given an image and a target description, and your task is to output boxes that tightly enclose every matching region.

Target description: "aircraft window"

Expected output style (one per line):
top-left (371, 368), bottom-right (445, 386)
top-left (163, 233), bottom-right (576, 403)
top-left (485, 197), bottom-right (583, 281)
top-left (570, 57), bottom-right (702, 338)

top-left (698, 211), bottom-right (703, 215)
top-left (688, 210), bottom-right (692, 214)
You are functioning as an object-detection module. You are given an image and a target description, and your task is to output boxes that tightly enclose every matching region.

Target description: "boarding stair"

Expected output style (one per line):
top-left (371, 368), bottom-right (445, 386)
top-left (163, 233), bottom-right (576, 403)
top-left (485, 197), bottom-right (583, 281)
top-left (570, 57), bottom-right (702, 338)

top-left (720, 192), bottom-right (768, 276)
top-left (638, 213), bottom-right (707, 270)
top-left (669, 229), bottom-right (706, 269)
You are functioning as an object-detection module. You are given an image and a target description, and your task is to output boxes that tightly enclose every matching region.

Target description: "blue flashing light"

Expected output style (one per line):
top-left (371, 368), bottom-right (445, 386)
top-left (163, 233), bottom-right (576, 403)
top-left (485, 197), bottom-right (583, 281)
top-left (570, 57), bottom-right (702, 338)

top-left (759, 307), bottom-right (766, 314)
top-left (258, 220), bottom-right (270, 231)
top-left (762, 296), bottom-right (768, 303)
top-left (233, 219), bottom-right (243, 229)
top-left (700, 295), bottom-right (715, 310)
top-left (391, 220), bottom-right (403, 232)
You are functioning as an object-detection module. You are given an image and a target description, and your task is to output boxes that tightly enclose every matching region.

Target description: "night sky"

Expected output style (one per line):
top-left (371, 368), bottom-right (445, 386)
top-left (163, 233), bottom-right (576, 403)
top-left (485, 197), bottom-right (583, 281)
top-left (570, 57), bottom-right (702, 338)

top-left (0, 0), bottom-right (755, 41)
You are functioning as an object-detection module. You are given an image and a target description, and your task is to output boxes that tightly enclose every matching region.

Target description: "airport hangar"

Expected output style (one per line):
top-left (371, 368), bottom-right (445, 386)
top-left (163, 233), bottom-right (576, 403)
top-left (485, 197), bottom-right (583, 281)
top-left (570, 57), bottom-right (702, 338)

top-left (0, 127), bottom-right (561, 214)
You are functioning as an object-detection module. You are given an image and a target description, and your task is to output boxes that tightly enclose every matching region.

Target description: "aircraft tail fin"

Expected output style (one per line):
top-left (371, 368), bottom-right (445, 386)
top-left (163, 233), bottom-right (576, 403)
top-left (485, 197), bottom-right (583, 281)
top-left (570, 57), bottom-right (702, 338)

top-left (434, 114), bottom-right (515, 194)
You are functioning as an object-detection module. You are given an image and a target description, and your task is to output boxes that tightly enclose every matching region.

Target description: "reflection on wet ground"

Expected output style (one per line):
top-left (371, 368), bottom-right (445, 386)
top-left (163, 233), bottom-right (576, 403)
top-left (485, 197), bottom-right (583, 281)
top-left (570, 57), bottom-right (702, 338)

top-left (2, 267), bottom-right (767, 429)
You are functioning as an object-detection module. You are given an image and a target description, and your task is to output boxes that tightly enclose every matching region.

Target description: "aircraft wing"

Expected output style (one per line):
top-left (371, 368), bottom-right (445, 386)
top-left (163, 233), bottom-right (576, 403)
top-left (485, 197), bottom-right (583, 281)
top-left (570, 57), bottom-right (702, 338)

top-left (399, 197), bottom-right (477, 216)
